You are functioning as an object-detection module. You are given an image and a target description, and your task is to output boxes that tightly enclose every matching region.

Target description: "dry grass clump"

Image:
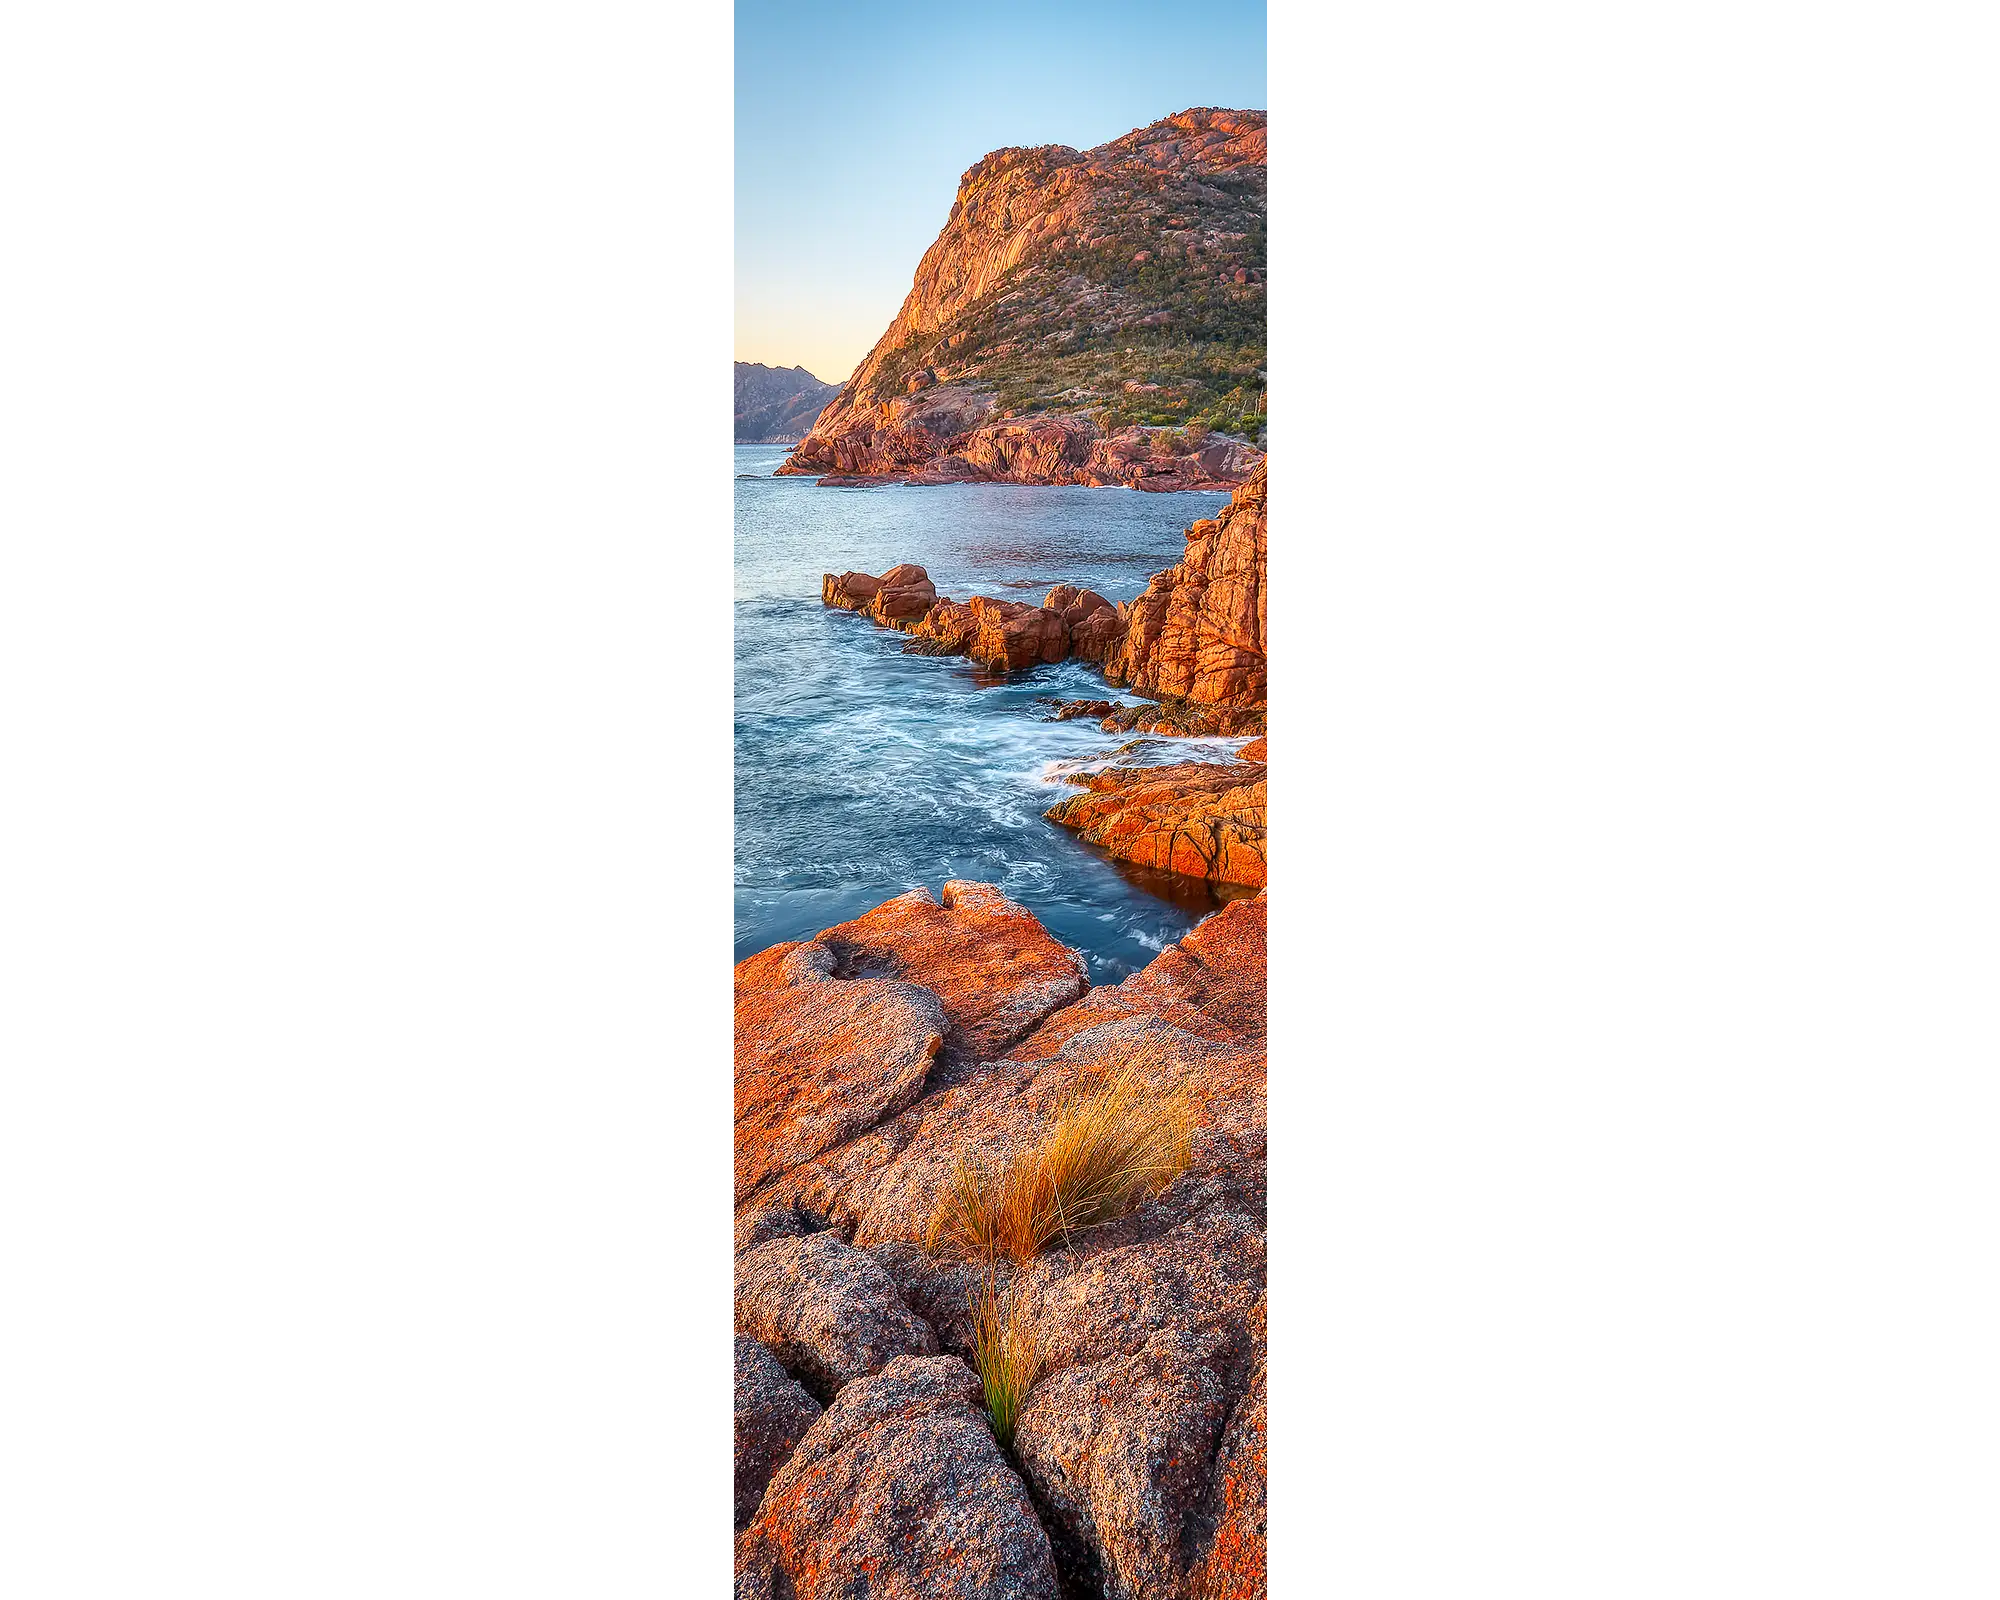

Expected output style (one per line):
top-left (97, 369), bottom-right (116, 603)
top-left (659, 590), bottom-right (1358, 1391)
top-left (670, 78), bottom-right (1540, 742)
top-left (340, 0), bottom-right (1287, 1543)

top-left (926, 1156), bottom-right (1014, 1261)
top-left (927, 1067), bottom-right (1197, 1263)
top-left (970, 1273), bottom-right (1041, 1449)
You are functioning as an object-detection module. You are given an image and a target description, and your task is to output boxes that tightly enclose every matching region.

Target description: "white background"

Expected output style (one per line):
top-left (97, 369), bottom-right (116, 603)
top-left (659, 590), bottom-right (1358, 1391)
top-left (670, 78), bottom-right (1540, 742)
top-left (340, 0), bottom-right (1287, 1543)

top-left (3, 1), bottom-right (1994, 1594)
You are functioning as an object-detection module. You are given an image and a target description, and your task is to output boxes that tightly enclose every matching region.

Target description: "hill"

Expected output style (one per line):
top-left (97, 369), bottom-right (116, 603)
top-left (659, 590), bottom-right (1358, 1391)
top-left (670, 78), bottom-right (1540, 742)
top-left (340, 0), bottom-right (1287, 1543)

top-left (735, 362), bottom-right (843, 443)
top-left (779, 108), bottom-right (1266, 489)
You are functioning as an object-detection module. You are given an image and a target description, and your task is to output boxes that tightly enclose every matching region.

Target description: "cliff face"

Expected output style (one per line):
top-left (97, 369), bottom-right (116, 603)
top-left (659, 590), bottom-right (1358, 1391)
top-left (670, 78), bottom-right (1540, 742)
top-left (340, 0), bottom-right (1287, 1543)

top-left (1104, 458), bottom-right (1267, 705)
top-left (736, 362), bottom-right (842, 443)
top-left (781, 108), bottom-right (1267, 488)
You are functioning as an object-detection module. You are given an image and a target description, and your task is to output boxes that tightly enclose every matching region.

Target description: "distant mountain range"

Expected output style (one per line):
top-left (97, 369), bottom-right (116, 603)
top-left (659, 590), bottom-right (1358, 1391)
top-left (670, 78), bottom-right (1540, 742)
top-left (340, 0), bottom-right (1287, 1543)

top-left (735, 363), bottom-right (842, 443)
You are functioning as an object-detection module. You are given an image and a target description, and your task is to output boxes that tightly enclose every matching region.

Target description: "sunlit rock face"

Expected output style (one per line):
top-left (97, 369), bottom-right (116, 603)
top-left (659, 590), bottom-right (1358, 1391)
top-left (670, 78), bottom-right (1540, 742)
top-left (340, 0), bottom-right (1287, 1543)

top-left (780, 109), bottom-right (1267, 487)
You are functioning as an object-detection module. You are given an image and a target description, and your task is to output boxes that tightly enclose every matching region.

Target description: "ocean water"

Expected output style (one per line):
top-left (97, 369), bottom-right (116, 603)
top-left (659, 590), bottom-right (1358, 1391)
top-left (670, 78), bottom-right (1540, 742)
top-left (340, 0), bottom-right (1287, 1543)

top-left (734, 442), bottom-right (1255, 981)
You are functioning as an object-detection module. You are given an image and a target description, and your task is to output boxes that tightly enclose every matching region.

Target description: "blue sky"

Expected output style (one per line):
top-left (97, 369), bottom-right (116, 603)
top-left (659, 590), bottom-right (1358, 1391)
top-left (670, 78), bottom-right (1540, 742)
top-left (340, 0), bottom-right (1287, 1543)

top-left (735, 0), bottom-right (1267, 384)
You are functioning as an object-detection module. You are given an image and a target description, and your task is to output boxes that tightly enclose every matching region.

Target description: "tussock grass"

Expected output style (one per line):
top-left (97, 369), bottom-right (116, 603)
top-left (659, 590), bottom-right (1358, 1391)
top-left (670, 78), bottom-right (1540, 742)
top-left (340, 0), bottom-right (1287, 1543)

top-left (928, 1068), bottom-right (1198, 1264)
top-left (970, 1273), bottom-right (1041, 1449)
top-left (926, 1156), bottom-right (1013, 1261)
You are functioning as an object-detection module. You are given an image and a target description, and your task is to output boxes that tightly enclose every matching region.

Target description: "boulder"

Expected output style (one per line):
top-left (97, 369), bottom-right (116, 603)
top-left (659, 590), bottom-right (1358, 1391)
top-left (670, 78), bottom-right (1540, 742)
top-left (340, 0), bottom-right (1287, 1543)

top-left (734, 1335), bottom-right (822, 1531)
top-left (1041, 584), bottom-right (1115, 626)
top-left (1043, 586), bottom-right (1125, 663)
top-left (1045, 698), bottom-right (1116, 722)
top-left (823, 565), bottom-right (938, 627)
top-left (967, 595), bottom-right (1069, 671)
top-left (1012, 1324), bottom-right (1236, 1600)
top-left (736, 1355), bottom-right (1060, 1600)
top-left (733, 895), bottom-right (1268, 1596)
top-left (735, 1230), bottom-right (938, 1398)
top-left (809, 882), bottom-right (1088, 1067)
top-left (734, 941), bottom-right (945, 1202)
top-left (907, 597), bottom-right (979, 655)
top-left (863, 563), bottom-right (938, 628)
top-left (1045, 760), bottom-right (1267, 888)
top-left (1190, 1358), bottom-right (1268, 1600)
top-left (821, 570), bottom-right (883, 610)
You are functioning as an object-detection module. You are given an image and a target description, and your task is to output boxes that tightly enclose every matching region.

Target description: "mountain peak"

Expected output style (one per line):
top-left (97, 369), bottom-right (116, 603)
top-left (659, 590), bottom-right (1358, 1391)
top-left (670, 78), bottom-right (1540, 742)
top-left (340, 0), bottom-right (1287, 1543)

top-left (779, 107), bottom-right (1266, 484)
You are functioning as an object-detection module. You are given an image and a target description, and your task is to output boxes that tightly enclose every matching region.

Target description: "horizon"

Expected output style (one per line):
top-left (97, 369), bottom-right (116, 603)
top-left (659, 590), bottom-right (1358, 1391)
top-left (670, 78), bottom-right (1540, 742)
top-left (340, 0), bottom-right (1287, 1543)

top-left (734, 0), bottom-right (1267, 385)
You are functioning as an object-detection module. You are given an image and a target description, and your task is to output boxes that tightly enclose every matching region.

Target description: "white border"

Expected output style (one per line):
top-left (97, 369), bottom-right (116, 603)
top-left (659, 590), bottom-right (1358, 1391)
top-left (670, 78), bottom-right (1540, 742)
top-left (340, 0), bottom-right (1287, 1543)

top-left (1274, 0), bottom-right (1999, 1591)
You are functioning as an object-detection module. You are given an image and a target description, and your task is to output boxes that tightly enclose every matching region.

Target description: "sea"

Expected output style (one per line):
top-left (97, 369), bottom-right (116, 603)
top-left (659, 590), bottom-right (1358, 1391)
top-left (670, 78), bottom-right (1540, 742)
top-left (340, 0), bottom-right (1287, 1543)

top-left (734, 442), bottom-right (1255, 983)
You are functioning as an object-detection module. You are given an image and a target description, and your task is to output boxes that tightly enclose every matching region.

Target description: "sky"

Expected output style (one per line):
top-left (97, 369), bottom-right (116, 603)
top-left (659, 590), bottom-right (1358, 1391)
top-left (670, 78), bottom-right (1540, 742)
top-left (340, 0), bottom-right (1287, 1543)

top-left (735, 0), bottom-right (1267, 386)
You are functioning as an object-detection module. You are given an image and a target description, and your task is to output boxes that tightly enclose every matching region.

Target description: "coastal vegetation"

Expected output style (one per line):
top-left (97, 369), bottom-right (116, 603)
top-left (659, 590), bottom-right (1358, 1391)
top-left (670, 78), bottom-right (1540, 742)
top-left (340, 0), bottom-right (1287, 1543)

top-left (969, 1274), bottom-right (1041, 1449)
top-left (856, 153), bottom-right (1272, 438)
top-left (927, 1067), bottom-right (1199, 1264)
top-left (783, 108), bottom-right (1270, 480)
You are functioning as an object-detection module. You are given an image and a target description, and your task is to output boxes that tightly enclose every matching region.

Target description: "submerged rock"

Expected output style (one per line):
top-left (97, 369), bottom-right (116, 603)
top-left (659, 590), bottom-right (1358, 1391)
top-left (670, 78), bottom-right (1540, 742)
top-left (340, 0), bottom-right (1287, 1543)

top-left (1044, 697), bottom-right (1117, 722)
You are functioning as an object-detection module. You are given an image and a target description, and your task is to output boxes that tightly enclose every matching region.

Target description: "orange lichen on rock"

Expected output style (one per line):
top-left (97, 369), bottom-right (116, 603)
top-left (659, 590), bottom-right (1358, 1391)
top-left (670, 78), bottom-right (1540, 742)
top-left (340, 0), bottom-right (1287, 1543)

top-left (734, 942), bottom-right (946, 1203)
top-left (965, 596), bottom-right (1070, 670)
top-left (808, 881), bottom-right (1088, 1065)
top-left (1045, 760), bottom-right (1267, 888)
top-left (1189, 1362), bottom-right (1267, 1600)
top-left (994, 894), bottom-right (1266, 1087)
top-left (732, 891), bottom-right (1268, 1599)
top-left (735, 1355), bottom-right (1059, 1600)
top-left (1104, 460), bottom-right (1266, 708)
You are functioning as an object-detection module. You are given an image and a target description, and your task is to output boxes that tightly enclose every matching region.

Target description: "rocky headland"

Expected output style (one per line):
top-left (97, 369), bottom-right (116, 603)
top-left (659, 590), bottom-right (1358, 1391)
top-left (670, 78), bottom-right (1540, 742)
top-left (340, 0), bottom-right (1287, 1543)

top-left (778, 109), bottom-right (1266, 489)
